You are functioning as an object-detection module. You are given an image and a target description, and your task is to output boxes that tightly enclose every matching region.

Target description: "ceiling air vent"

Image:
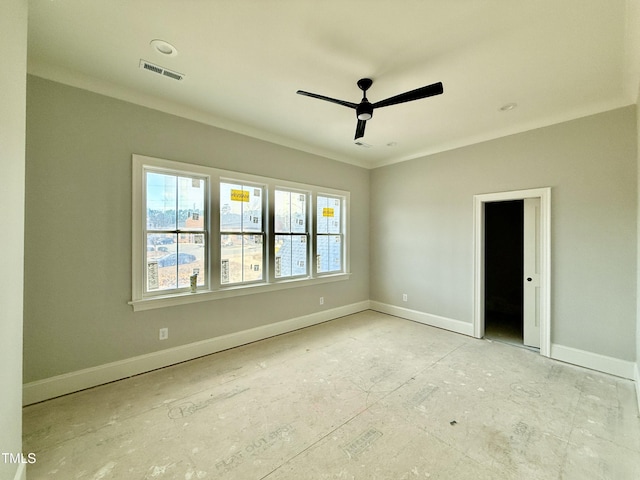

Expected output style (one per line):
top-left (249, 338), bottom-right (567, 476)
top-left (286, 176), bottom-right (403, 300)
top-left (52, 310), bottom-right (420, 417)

top-left (139, 59), bottom-right (184, 81)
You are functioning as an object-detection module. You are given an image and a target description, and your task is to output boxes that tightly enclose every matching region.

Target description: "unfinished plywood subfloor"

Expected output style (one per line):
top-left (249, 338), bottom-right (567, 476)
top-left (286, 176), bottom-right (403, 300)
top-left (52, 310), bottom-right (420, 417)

top-left (23, 311), bottom-right (640, 479)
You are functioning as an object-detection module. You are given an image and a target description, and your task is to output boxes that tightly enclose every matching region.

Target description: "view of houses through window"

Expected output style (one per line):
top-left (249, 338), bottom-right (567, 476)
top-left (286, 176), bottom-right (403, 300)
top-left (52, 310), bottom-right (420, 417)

top-left (275, 189), bottom-right (308, 278)
top-left (316, 195), bottom-right (343, 273)
top-left (220, 181), bottom-right (264, 284)
top-left (145, 171), bottom-right (206, 293)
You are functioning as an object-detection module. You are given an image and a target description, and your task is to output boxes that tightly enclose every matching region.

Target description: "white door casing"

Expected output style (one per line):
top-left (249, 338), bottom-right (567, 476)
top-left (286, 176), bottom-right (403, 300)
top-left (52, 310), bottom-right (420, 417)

top-left (473, 188), bottom-right (551, 357)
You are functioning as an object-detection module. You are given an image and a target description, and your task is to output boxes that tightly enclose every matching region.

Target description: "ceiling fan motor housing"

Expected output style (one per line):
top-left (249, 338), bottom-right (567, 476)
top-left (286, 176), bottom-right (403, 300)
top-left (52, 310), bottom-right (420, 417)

top-left (357, 100), bottom-right (373, 120)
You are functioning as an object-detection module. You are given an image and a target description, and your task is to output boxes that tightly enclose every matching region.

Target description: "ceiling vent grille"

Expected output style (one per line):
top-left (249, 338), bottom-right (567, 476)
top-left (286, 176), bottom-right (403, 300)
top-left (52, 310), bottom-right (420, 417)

top-left (139, 59), bottom-right (184, 81)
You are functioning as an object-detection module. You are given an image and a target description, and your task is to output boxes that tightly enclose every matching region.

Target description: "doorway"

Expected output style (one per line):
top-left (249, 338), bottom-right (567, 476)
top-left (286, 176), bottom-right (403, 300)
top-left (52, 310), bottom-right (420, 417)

top-left (484, 200), bottom-right (525, 347)
top-left (473, 188), bottom-right (551, 357)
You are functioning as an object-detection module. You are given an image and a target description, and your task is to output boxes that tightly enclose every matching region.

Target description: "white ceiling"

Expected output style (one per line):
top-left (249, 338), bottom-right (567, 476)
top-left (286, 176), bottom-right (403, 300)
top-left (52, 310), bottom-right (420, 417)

top-left (27, 0), bottom-right (640, 168)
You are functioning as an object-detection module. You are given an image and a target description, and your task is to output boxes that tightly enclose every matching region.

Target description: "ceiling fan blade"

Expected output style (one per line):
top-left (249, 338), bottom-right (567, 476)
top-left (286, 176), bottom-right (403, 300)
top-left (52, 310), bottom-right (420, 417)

top-left (296, 90), bottom-right (358, 109)
top-left (372, 82), bottom-right (443, 109)
top-left (354, 119), bottom-right (367, 140)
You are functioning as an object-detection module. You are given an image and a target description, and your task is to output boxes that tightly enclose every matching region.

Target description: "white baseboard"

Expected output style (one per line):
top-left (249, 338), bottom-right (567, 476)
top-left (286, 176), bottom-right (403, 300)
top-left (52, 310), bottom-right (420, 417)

top-left (369, 301), bottom-right (474, 337)
top-left (23, 301), bottom-right (370, 406)
top-left (22, 302), bottom-right (638, 409)
top-left (550, 344), bottom-right (635, 380)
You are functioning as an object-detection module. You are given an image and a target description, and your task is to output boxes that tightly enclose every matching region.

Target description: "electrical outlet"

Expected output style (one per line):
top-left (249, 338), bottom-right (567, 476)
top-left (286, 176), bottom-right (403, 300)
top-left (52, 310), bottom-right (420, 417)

top-left (159, 327), bottom-right (168, 340)
top-left (402, 294), bottom-right (408, 302)
top-left (319, 297), bottom-right (324, 305)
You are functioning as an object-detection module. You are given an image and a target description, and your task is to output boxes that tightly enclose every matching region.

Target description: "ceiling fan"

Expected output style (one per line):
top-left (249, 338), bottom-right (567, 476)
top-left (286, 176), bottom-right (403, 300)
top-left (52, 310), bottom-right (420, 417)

top-left (296, 78), bottom-right (443, 141)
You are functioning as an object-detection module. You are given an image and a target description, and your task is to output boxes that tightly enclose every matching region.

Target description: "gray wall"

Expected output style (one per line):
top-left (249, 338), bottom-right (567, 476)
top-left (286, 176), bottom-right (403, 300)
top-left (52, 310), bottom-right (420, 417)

top-left (371, 106), bottom-right (637, 361)
top-left (1, 0), bottom-right (26, 477)
top-left (23, 75), bottom-right (639, 385)
top-left (24, 76), bottom-right (370, 383)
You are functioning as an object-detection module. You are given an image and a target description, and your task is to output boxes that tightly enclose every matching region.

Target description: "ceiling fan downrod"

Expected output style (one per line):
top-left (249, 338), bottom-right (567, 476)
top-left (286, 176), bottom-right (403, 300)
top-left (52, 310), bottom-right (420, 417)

top-left (356, 79), bottom-right (373, 121)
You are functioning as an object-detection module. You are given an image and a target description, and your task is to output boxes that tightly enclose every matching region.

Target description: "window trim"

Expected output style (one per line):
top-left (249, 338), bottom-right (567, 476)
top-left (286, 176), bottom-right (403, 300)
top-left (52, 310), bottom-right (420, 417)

top-left (130, 154), bottom-right (351, 311)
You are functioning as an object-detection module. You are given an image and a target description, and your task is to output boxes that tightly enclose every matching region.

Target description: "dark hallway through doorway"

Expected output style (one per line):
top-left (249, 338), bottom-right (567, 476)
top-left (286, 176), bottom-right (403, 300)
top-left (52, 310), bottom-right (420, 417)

top-left (484, 200), bottom-right (524, 347)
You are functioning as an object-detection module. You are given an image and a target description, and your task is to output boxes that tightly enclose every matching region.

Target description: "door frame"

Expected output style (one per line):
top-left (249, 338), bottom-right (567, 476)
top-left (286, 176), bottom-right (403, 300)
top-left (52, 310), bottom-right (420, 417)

top-left (473, 187), bottom-right (551, 357)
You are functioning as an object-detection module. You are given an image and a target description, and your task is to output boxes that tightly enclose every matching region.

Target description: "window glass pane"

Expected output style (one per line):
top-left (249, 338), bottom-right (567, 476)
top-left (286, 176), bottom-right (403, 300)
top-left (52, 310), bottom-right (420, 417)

top-left (317, 196), bottom-right (341, 234)
top-left (328, 234), bottom-right (342, 271)
top-left (221, 182), bottom-right (262, 232)
top-left (178, 176), bottom-right (205, 230)
top-left (317, 194), bottom-right (343, 275)
top-left (317, 234), bottom-right (342, 273)
top-left (275, 190), bottom-right (291, 233)
top-left (276, 190), bottom-right (306, 234)
top-left (275, 234), bottom-right (291, 277)
top-left (244, 187), bottom-right (262, 232)
top-left (243, 235), bottom-right (263, 281)
top-left (291, 235), bottom-right (307, 275)
top-left (316, 196), bottom-right (328, 234)
top-left (146, 235), bottom-right (204, 291)
top-left (220, 182), bottom-right (242, 232)
top-left (328, 197), bottom-right (341, 234)
top-left (221, 234), bottom-right (242, 284)
top-left (291, 193), bottom-right (306, 233)
top-left (146, 172), bottom-right (176, 230)
top-left (220, 181), bottom-right (264, 286)
top-left (221, 234), bottom-right (263, 284)
top-left (317, 235), bottom-right (328, 273)
top-left (147, 233), bottom-right (176, 291)
top-left (178, 233), bottom-right (206, 287)
top-left (275, 190), bottom-right (308, 279)
top-left (275, 234), bottom-right (308, 278)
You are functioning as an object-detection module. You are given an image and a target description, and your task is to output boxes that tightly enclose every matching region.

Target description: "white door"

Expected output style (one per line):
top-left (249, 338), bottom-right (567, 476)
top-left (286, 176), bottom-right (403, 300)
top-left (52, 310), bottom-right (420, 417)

top-left (523, 198), bottom-right (541, 348)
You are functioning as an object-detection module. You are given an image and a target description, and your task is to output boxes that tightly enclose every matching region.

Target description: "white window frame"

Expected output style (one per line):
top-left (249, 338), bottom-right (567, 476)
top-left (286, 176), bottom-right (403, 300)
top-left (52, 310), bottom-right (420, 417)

top-left (142, 168), bottom-right (209, 297)
top-left (219, 178), bottom-right (267, 286)
top-left (272, 187), bottom-right (311, 280)
top-left (130, 154), bottom-right (350, 311)
top-left (314, 193), bottom-right (347, 275)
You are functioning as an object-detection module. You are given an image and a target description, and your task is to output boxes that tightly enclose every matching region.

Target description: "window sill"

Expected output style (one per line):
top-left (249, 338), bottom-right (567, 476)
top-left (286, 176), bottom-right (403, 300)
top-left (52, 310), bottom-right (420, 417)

top-left (129, 273), bottom-right (351, 312)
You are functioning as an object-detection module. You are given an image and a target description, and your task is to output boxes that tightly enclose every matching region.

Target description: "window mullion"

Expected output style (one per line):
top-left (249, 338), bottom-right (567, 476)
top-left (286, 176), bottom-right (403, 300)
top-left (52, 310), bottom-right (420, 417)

top-left (267, 184), bottom-right (275, 283)
top-left (311, 194), bottom-right (318, 276)
top-left (264, 185), bottom-right (269, 281)
top-left (210, 177), bottom-right (221, 290)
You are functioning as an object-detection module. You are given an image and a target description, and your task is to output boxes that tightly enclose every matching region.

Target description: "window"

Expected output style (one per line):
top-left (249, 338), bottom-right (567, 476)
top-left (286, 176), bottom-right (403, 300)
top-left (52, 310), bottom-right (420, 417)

top-left (144, 169), bottom-right (207, 295)
top-left (220, 181), bottom-right (265, 284)
top-left (275, 189), bottom-right (309, 278)
top-left (131, 154), bottom-right (350, 311)
top-left (316, 195), bottom-right (343, 273)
